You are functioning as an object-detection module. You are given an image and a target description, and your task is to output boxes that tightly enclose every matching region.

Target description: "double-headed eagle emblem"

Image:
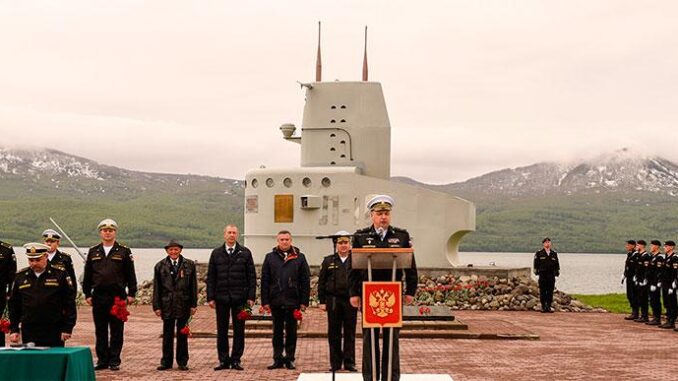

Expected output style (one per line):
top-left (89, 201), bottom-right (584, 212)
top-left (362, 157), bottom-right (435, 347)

top-left (368, 288), bottom-right (396, 318)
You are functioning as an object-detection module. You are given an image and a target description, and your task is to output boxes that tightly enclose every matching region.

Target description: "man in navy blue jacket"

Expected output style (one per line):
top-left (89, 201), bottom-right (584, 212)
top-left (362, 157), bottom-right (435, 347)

top-left (261, 230), bottom-right (310, 370)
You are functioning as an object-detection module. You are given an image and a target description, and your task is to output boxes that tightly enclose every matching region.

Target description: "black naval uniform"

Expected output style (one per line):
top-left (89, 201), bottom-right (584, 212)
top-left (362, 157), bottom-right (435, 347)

top-left (624, 250), bottom-right (640, 318)
top-left (349, 225), bottom-right (418, 381)
top-left (318, 251), bottom-right (357, 371)
top-left (647, 252), bottom-right (665, 324)
top-left (48, 249), bottom-right (77, 294)
top-left (661, 253), bottom-right (678, 327)
top-left (533, 248), bottom-right (560, 312)
top-left (0, 241), bottom-right (17, 347)
top-left (260, 246), bottom-right (311, 367)
top-left (206, 242), bottom-right (256, 368)
top-left (152, 255), bottom-right (198, 368)
top-left (9, 264), bottom-right (76, 347)
top-left (82, 242), bottom-right (137, 368)
top-left (635, 251), bottom-right (652, 321)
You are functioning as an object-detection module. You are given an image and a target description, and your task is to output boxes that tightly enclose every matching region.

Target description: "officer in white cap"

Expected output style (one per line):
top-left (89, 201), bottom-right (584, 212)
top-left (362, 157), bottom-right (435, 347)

top-left (349, 194), bottom-right (418, 381)
top-left (8, 243), bottom-right (76, 347)
top-left (83, 218), bottom-right (137, 371)
top-left (42, 229), bottom-right (77, 293)
top-left (318, 230), bottom-right (358, 372)
top-left (0, 238), bottom-right (17, 348)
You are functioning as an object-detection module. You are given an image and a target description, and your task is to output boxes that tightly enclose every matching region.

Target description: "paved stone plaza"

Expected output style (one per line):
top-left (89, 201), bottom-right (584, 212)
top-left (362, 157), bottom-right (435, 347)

top-left (68, 306), bottom-right (678, 381)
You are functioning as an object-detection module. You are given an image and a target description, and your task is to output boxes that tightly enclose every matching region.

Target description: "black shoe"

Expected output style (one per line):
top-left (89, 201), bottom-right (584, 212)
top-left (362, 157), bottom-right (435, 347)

top-left (178, 365), bottom-right (189, 371)
top-left (94, 363), bottom-right (109, 371)
top-left (344, 365), bottom-right (358, 372)
top-left (231, 361), bottom-right (244, 371)
top-left (267, 361), bottom-right (285, 370)
top-left (646, 319), bottom-right (661, 326)
top-left (285, 360), bottom-right (296, 370)
top-left (634, 317), bottom-right (649, 323)
top-left (624, 314), bottom-right (639, 320)
top-left (659, 322), bottom-right (675, 329)
top-left (157, 365), bottom-right (171, 371)
top-left (214, 363), bottom-right (229, 371)
top-left (109, 364), bottom-right (120, 371)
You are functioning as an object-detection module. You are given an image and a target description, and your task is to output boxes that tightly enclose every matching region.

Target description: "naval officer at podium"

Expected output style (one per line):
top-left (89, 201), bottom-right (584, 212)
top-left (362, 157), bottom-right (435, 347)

top-left (349, 195), bottom-right (418, 381)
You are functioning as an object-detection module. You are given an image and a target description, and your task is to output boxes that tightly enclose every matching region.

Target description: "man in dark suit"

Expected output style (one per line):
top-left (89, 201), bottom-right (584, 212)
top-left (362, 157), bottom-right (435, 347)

top-left (349, 195), bottom-right (418, 381)
top-left (318, 230), bottom-right (358, 372)
top-left (533, 237), bottom-right (560, 313)
top-left (153, 239), bottom-right (197, 371)
top-left (42, 229), bottom-right (77, 294)
top-left (207, 225), bottom-right (256, 371)
top-left (261, 230), bottom-right (311, 370)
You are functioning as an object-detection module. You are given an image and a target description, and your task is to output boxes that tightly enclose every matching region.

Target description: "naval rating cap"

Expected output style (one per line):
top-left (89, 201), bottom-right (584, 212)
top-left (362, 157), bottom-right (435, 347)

top-left (664, 240), bottom-right (675, 247)
top-left (98, 218), bottom-right (118, 231)
top-left (367, 194), bottom-right (394, 212)
top-left (650, 240), bottom-right (662, 246)
top-left (42, 229), bottom-right (62, 240)
top-left (23, 242), bottom-right (50, 258)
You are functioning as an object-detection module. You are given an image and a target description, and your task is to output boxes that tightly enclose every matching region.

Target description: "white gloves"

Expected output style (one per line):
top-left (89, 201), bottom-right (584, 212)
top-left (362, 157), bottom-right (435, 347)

top-left (650, 285), bottom-right (657, 292)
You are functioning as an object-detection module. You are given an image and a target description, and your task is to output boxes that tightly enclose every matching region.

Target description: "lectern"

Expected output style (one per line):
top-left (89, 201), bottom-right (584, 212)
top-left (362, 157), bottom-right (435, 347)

top-left (352, 247), bottom-right (414, 381)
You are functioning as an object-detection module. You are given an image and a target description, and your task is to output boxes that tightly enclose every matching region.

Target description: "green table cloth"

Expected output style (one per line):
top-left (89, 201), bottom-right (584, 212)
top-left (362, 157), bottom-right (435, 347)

top-left (0, 346), bottom-right (95, 381)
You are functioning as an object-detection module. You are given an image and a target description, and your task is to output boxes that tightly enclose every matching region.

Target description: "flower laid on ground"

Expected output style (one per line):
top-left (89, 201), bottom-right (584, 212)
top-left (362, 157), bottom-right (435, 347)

top-left (179, 316), bottom-right (193, 337)
top-left (237, 304), bottom-right (253, 320)
top-left (293, 309), bottom-right (303, 321)
top-left (110, 297), bottom-right (130, 322)
top-left (418, 306), bottom-right (431, 315)
top-left (258, 305), bottom-right (271, 315)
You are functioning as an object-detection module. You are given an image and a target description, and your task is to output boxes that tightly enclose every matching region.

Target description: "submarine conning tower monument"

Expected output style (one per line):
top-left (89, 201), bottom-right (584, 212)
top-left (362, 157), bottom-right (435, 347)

top-left (244, 25), bottom-right (475, 267)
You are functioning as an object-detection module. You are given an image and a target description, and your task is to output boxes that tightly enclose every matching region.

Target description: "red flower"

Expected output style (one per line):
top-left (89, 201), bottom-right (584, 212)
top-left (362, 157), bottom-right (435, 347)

top-left (258, 306), bottom-right (270, 315)
top-left (237, 310), bottom-right (252, 321)
top-left (179, 326), bottom-right (191, 336)
top-left (0, 319), bottom-right (10, 334)
top-left (418, 307), bottom-right (431, 315)
top-left (110, 297), bottom-right (130, 322)
top-left (293, 309), bottom-right (303, 321)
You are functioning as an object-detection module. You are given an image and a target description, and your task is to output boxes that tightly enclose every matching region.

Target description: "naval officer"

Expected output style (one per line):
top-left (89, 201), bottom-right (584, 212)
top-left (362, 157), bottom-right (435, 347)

top-left (318, 230), bottom-right (358, 372)
top-left (533, 237), bottom-right (560, 313)
top-left (349, 195), bottom-right (418, 381)
top-left (82, 219), bottom-right (137, 371)
top-left (42, 229), bottom-right (78, 293)
top-left (8, 243), bottom-right (76, 347)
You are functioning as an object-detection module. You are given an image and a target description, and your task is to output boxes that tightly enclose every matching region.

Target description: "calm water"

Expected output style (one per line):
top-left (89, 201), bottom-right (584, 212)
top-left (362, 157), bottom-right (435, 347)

top-left (16, 249), bottom-right (626, 295)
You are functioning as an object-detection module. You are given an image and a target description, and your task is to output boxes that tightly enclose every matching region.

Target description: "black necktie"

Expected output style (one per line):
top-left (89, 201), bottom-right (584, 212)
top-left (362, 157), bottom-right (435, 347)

top-left (172, 260), bottom-right (178, 273)
top-left (228, 248), bottom-right (234, 255)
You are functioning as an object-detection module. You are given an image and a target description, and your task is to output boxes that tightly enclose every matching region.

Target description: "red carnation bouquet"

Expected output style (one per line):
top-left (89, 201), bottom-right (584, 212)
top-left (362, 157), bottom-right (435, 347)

top-left (110, 296), bottom-right (130, 322)
top-left (237, 305), bottom-right (253, 321)
top-left (179, 317), bottom-right (193, 337)
top-left (418, 306), bottom-right (431, 316)
top-left (292, 308), bottom-right (303, 321)
top-left (258, 305), bottom-right (271, 316)
top-left (0, 309), bottom-right (10, 334)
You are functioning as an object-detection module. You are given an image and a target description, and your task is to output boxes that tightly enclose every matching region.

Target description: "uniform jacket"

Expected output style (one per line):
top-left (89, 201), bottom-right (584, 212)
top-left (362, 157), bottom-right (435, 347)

top-left (260, 246), bottom-right (311, 307)
top-left (206, 242), bottom-right (256, 304)
top-left (82, 241), bottom-right (137, 299)
top-left (533, 249), bottom-right (560, 277)
top-left (624, 251), bottom-right (640, 279)
top-left (635, 251), bottom-right (652, 286)
top-left (318, 252), bottom-right (352, 303)
top-left (152, 256), bottom-right (198, 319)
top-left (348, 225), bottom-right (418, 298)
top-left (648, 253), bottom-right (665, 289)
top-left (662, 253), bottom-right (678, 290)
top-left (49, 250), bottom-right (77, 293)
top-left (0, 241), bottom-right (17, 296)
top-left (9, 264), bottom-right (77, 334)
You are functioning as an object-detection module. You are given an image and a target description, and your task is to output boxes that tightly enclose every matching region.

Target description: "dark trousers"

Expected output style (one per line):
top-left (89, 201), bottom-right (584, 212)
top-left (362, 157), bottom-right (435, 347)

top-left (327, 296), bottom-right (357, 369)
top-left (271, 306), bottom-right (298, 362)
top-left (0, 297), bottom-right (5, 347)
top-left (216, 302), bottom-right (245, 364)
top-left (21, 323), bottom-right (64, 347)
top-left (362, 327), bottom-right (400, 381)
top-left (626, 278), bottom-right (638, 314)
top-left (161, 316), bottom-right (189, 367)
top-left (92, 297), bottom-right (125, 366)
top-left (649, 289), bottom-right (662, 320)
top-left (538, 275), bottom-right (555, 310)
top-left (661, 287), bottom-right (677, 321)
top-left (636, 285), bottom-right (649, 318)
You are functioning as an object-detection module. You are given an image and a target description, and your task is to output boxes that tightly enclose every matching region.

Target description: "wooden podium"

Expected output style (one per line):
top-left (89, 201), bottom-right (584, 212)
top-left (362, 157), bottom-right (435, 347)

top-left (352, 247), bottom-right (414, 381)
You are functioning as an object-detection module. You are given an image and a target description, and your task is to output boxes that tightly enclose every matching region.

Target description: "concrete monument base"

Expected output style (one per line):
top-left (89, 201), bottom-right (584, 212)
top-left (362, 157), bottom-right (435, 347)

top-left (297, 374), bottom-right (453, 381)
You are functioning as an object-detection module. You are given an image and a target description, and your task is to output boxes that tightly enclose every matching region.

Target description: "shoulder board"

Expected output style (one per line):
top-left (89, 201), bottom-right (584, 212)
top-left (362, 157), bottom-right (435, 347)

top-left (59, 251), bottom-right (71, 257)
top-left (18, 267), bottom-right (30, 274)
top-left (0, 241), bottom-right (12, 249)
top-left (356, 227), bottom-right (372, 233)
top-left (391, 226), bottom-right (408, 233)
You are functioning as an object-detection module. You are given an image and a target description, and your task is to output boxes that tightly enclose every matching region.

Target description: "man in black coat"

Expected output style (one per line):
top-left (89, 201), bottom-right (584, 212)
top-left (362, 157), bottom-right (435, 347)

top-left (349, 195), bottom-right (418, 381)
top-left (42, 229), bottom-right (78, 294)
top-left (261, 230), bottom-right (311, 371)
top-left (646, 240), bottom-right (665, 325)
top-left (533, 237), bottom-right (560, 313)
top-left (659, 241), bottom-right (678, 329)
top-left (633, 240), bottom-right (651, 323)
top-left (622, 240), bottom-right (640, 320)
top-left (207, 224), bottom-right (256, 371)
top-left (0, 239), bottom-right (17, 348)
top-left (318, 231), bottom-right (358, 372)
top-left (82, 219), bottom-right (137, 371)
top-left (153, 239), bottom-right (197, 371)
top-left (8, 243), bottom-right (76, 347)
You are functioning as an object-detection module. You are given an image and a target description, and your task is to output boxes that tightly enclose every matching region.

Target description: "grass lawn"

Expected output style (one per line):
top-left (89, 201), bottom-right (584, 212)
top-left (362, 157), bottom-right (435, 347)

top-left (572, 293), bottom-right (632, 314)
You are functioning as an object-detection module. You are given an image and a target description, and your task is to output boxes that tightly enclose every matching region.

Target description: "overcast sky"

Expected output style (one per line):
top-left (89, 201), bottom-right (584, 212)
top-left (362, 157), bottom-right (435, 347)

top-left (1, 1), bottom-right (677, 184)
